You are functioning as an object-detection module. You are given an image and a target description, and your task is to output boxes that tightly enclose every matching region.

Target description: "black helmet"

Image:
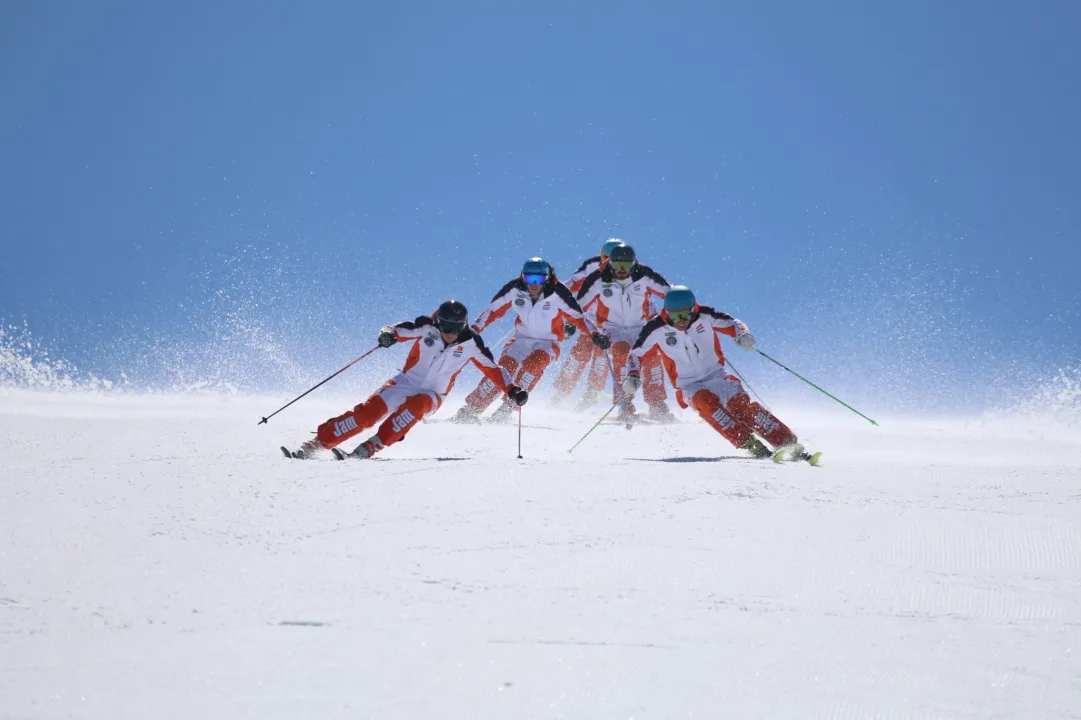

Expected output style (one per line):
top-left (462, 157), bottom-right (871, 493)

top-left (608, 244), bottom-right (637, 274)
top-left (435, 300), bottom-right (469, 334)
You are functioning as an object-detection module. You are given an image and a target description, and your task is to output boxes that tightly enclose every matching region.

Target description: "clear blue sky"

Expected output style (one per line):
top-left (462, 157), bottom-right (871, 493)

top-left (1, 0), bottom-right (1078, 409)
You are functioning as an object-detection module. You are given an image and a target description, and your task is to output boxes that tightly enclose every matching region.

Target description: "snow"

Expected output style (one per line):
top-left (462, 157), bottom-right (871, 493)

top-left (2, 388), bottom-right (1080, 719)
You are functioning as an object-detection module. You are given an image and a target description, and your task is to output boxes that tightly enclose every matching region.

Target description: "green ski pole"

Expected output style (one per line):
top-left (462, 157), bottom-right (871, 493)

top-left (567, 398), bottom-right (626, 454)
top-left (755, 348), bottom-right (879, 426)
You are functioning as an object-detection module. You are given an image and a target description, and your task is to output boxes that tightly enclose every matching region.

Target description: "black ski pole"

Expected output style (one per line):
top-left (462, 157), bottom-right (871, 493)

top-left (257, 345), bottom-right (380, 425)
top-left (517, 406), bottom-right (523, 459)
top-left (725, 358), bottom-right (770, 410)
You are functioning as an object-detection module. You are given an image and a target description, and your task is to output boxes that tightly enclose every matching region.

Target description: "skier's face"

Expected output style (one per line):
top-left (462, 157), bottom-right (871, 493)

top-left (668, 308), bottom-right (694, 332)
top-left (611, 259), bottom-right (634, 280)
top-left (523, 273), bottom-right (546, 299)
top-left (440, 330), bottom-right (460, 344)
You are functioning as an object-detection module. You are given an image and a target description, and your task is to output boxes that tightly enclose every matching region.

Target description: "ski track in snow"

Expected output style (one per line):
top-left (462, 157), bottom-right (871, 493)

top-left (1, 388), bottom-right (1080, 719)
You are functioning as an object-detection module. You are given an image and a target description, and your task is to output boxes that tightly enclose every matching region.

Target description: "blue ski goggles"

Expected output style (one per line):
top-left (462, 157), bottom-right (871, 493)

top-left (523, 273), bottom-right (547, 286)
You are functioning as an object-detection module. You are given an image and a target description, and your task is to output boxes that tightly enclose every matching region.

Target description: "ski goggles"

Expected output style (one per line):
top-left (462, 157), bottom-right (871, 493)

top-left (610, 260), bottom-right (635, 274)
top-left (522, 273), bottom-right (547, 285)
top-left (667, 308), bottom-right (694, 324)
top-left (436, 318), bottom-right (467, 334)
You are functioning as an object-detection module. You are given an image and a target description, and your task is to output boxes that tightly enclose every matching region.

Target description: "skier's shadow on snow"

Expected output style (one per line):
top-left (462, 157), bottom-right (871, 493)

top-left (628, 456), bottom-right (744, 464)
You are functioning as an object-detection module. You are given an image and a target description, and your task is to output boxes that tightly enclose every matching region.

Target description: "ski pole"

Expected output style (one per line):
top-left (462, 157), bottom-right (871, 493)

top-left (602, 349), bottom-right (633, 429)
top-left (725, 358), bottom-right (770, 410)
top-left (257, 346), bottom-right (380, 425)
top-left (567, 396), bottom-right (628, 454)
top-left (755, 349), bottom-right (879, 426)
top-left (517, 406), bottom-right (523, 460)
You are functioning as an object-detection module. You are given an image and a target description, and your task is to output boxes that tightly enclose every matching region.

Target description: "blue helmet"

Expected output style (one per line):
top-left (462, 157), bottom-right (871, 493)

top-left (664, 286), bottom-right (698, 320)
top-left (521, 257), bottom-right (552, 284)
top-left (600, 238), bottom-right (625, 262)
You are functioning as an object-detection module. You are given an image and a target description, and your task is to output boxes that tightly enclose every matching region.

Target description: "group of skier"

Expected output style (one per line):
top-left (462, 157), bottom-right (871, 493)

top-left (283, 239), bottom-right (816, 464)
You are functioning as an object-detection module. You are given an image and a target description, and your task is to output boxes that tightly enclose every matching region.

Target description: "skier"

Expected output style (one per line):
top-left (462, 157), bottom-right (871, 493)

top-left (622, 286), bottom-right (817, 462)
top-left (551, 238), bottom-right (628, 407)
top-left (453, 257), bottom-right (611, 424)
top-left (284, 300), bottom-right (528, 460)
top-left (575, 243), bottom-right (673, 423)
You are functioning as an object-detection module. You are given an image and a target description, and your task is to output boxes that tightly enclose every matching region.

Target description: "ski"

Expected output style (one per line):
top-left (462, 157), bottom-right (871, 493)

top-left (280, 446), bottom-right (295, 459)
top-left (771, 447), bottom-right (823, 466)
top-left (601, 416), bottom-right (679, 427)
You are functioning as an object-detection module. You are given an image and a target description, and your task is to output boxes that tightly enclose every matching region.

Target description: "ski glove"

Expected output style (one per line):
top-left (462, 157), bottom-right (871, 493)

top-left (591, 332), bottom-right (612, 350)
top-left (507, 385), bottom-right (529, 407)
top-left (736, 332), bottom-right (756, 351)
top-left (622, 372), bottom-right (642, 395)
top-left (377, 330), bottom-right (397, 348)
top-left (564, 323), bottom-right (577, 338)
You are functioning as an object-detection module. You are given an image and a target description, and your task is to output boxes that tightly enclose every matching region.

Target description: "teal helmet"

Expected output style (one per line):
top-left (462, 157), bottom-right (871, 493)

top-left (600, 238), bottom-right (625, 262)
top-left (521, 257), bottom-right (552, 285)
top-left (664, 286), bottom-right (698, 323)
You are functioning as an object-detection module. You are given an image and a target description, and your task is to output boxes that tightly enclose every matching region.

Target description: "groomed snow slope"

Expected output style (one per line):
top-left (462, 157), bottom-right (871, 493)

top-left (2, 389), bottom-right (1080, 719)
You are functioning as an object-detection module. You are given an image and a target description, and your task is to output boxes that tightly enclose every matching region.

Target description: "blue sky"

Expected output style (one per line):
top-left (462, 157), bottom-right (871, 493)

top-left (1, 0), bottom-right (1078, 409)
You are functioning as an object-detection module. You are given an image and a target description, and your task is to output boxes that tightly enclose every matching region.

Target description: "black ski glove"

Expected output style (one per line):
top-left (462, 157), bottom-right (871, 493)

top-left (591, 332), bottom-right (611, 350)
top-left (564, 323), bottom-right (577, 338)
top-left (507, 385), bottom-right (529, 407)
top-left (377, 330), bottom-right (397, 348)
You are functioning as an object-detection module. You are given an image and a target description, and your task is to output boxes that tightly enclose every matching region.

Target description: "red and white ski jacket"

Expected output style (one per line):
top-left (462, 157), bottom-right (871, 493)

top-left (566, 256), bottom-right (602, 294)
top-left (627, 307), bottom-right (750, 405)
top-left (575, 264), bottom-right (670, 331)
top-left (472, 278), bottom-right (596, 342)
top-left (384, 316), bottom-right (512, 396)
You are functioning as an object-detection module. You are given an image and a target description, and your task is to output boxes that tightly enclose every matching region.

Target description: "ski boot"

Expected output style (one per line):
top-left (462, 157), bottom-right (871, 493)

top-left (616, 402), bottom-right (637, 429)
top-left (772, 442), bottom-right (822, 466)
top-left (332, 436), bottom-right (384, 460)
top-left (648, 402), bottom-right (676, 424)
top-left (486, 401), bottom-right (516, 425)
top-left (574, 389), bottom-right (601, 412)
top-left (282, 439), bottom-right (324, 459)
top-left (450, 405), bottom-right (481, 424)
top-left (741, 436), bottom-right (774, 460)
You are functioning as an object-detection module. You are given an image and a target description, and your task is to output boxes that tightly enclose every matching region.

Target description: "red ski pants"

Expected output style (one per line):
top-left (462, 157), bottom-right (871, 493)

top-left (315, 378), bottom-right (437, 450)
top-left (602, 341), bottom-right (668, 407)
top-left (464, 337), bottom-right (559, 413)
top-left (551, 332), bottom-right (596, 399)
top-left (687, 375), bottom-right (796, 449)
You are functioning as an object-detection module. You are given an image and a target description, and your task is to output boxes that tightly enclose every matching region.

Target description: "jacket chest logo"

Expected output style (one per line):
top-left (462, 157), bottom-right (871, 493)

top-left (515, 298), bottom-right (525, 306)
top-left (424, 336), bottom-right (436, 346)
top-left (665, 333), bottom-right (678, 346)
top-left (602, 288), bottom-right (613, 297)
top-left (453, 346), bottom-right (464, 358)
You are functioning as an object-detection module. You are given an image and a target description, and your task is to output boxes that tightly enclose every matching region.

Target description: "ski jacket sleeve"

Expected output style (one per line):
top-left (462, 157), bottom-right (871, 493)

top-left (552, 283), bottom-right (597, 335)
top-left (637, 266), bottom-right (670, 317)
top-left (566, 256), bottom-right (600, 294)
top-left (386, 316), bottom-right (435, 341)
top-left (466, 332), bottom-right (513, 392)
top-left (575, 269), bottom-right (604, 306)
top-left (626, 316), bottom-right (667, 375)
top-left (472, 279), bottom-right (521, 332)
top-left (699, 306), bottom-right (750, 340)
